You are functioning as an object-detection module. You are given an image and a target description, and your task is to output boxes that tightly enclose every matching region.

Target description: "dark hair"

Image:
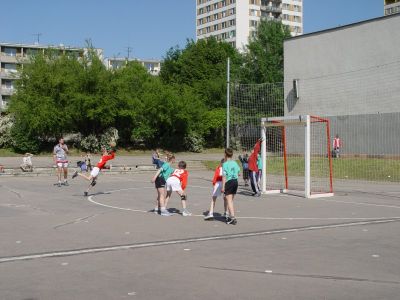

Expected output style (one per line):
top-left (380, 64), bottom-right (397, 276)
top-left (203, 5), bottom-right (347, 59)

top-left (178, 161), bottom-right (187, 169)
top-left (225, 148), bottom-right (233, 158)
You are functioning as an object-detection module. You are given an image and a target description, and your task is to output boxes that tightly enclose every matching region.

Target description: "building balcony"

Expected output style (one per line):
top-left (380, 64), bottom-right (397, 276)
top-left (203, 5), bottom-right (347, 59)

top-left (0, 87), bottom-right (15, 96)
top-left (264, 15), bottom-right (282, 22)
top-left (261, 5), bottom-right (282, 14)
top-left (0, 54), bottom-right (19, 63)
top-left (0, 71), bottom-right (20, 79)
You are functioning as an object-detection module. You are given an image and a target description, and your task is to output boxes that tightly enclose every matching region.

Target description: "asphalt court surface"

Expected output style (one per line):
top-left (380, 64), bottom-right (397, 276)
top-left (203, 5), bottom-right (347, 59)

top-left (1, 171), bottom-right (400, 299)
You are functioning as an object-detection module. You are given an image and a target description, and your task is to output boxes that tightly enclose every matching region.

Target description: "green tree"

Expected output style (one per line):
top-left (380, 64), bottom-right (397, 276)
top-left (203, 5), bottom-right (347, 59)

top-left (241, 20), bottom-right (291, 83)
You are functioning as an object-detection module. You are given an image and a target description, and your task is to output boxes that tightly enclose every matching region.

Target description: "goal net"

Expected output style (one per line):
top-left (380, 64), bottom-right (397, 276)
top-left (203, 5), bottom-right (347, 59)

top-left (261, 115), bottom-right (334, 198)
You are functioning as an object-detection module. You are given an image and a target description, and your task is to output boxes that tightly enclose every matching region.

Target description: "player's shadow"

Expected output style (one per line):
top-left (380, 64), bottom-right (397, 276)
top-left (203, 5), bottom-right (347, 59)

top-left (202, 211), bottom-right (227, 223)
top-left (73, 191), bottom-right (111, 197)
top-left (237, 189), bottom-right (255, 196)
top-left (167, 207), bottom-right (181, 214)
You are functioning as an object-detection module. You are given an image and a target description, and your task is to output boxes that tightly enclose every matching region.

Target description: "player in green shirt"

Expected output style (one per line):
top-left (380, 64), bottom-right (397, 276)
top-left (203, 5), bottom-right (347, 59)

top-left (221, 148), bottom-right (240, 225)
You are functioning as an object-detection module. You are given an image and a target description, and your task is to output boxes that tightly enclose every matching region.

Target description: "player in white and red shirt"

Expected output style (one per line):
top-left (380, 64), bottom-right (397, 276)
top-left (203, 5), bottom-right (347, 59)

top-left (72, 146), bottom-right (116, 196)
top-left (333, 134), bottom-right (342, 158)
top-left (204, 158), bottom-right (228, 221)
top-left (164, 161), bottom-right (191, 216)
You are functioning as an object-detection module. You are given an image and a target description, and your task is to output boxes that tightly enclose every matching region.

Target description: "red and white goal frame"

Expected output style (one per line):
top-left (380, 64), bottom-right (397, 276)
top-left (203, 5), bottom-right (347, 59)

top-left (261, 115), bottom-right (334, 198)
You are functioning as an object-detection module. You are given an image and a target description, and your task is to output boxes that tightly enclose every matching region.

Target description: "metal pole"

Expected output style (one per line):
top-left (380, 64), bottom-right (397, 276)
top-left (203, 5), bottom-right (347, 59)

top-left (261, 121), bottom-right (267, 193)
top-left (305, 115), bottom-right (311, 198)
top-left (226, 57), bottom-right (230, 149)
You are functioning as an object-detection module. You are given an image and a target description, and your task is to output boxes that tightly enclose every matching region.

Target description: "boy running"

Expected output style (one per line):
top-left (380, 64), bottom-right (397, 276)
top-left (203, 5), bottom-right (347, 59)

top-left (204, 158), bottom-right (228, 221)
top-left (164, 161), bottom-right (191, 217)
top-left (151, 154), bottom-right (175, 216)
top-left (221, 148), bottom-right (240, 225)
top-left (72, 145), bottom-right (116, 196)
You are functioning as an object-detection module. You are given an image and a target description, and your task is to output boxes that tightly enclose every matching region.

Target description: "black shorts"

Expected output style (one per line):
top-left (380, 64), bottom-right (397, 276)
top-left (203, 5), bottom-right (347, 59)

top-left (155, 176), bottom-right (166, 189)
top-left (224, 179), bottom-right (238, 195)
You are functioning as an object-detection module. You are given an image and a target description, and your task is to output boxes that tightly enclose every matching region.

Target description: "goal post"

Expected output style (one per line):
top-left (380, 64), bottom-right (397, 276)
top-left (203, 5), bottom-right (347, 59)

top-left (261, 115), bottom-right (334, 198)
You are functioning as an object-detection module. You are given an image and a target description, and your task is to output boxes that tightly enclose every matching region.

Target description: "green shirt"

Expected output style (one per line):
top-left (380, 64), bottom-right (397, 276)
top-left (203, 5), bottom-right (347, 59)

top-left (223, 160), bottom-right (240, 181)
top-left (159, 162), bottom-right (174, 180)
top-left (257, 154), bottom-right (263, 169)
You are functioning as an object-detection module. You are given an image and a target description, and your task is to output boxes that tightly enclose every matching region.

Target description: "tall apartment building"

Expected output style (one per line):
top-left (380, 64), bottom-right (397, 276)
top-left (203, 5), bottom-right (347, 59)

top-left (0, 43), bottom-right (103, 110)
top-left (384, 0), bottom-right (400, 15)
top-left (105, 57), bottom-right (161, 76)
top-left (196, 0), bottom-right (303, 50)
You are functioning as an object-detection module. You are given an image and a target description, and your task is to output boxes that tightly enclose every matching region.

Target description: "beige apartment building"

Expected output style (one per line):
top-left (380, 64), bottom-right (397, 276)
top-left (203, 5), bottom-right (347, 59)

top-left (106, 57), bottom-right (161, 76)
top-left (384, 0), bottom-right (400, 15)
top-left (196, 0), bottom-right (303, 50)
top-left (0, 43), bottom-right (102, 110)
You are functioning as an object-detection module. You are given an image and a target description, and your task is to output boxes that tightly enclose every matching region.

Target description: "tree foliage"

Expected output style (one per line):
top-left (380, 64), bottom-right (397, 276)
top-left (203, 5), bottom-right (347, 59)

top-left (6, 24), bottom-right (288, 153)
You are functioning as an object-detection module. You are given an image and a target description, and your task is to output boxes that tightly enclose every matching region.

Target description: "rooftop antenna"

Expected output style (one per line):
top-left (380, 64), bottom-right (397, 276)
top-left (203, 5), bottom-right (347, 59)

top-left (33, 33), bottom-right (42, 44)
top-left (126, 46), bottom-right (132, 60)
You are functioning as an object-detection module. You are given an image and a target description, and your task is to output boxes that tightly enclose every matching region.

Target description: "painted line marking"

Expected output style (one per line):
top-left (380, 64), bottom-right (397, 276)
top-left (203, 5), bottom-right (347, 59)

top-left (1, 218), bottom-right (400, 264)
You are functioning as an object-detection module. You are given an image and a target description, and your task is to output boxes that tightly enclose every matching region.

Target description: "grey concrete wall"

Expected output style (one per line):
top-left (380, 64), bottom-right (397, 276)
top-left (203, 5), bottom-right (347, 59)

top-left (283, 15), bottom-right (400, 157)
top-left (284, 14), bottom-right (400, 117)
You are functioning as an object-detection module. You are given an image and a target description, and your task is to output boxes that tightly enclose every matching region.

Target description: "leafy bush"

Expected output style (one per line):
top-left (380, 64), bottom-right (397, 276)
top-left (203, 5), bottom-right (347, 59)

top-left (10, 122), bottom-right (40, 153)
top-left (80, 134), bottom-right (100, 153)
top-left (0, 114), bottom-right (14, 148)
top-left (184, 131), bottom-right (204, 153)
top-left (100, 127), bottom-right (119, 148)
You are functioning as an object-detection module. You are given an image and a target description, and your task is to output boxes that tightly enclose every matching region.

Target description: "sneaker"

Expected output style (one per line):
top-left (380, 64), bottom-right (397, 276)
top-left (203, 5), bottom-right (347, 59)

top-left (84, 191), bottom-right (88, 196)
top-left (57, 182), bottom-right (62, 187)
top-left (90, 179), bottom-right (97, 187)
top-left (254, 192), bottom-right (261, 197)
top-left (72, 171), bottom-right (78, 179)
top-left (182, 209), bottom-right (192, 217)
top-left (64, 181), bottom-right (69, 186)
top-left (226, 217), bottom-right (237, 225)
top-left (161, 210), bottom-right (172, 216)
top-left (204, 214), bottom-right (214, 221)
top-left (153, 208), bottom-right (160, 214)
top-left (223, 212), bottom-right (230, 219)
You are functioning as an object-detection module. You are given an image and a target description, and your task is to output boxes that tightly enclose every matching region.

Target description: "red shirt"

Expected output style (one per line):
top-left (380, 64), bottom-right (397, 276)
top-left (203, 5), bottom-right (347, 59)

top-left (212, 165), bottom-right (223, 186)
top-left (171, 169), bottom-right (189, 190)
top-left (96, 151), bottom-right (115, 169)
top-left (333, 138), bottom-right (341, 149)
top-left (248, 140), bottom-right (261, 172)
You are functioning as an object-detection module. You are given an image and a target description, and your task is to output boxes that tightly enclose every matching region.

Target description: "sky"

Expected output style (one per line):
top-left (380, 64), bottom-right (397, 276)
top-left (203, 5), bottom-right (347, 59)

top-left (1, 0), bottom-right (383, 60)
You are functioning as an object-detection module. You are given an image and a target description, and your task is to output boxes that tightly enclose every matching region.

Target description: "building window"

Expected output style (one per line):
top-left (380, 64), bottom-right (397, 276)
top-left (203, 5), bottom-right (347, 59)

top-left (229, 30), bottom-right (236, 38)
top-left (198, 8), bottom-right (204, 15)
top-left (206, 5), bottom-right (211, 12)
top-left (250, 9), bottom-right (256, 16)
top-left (229, 19), bottom-right (236, 26)
top-left (222, 22), bottom-right (227, 29)
top-left (214, 13), bottom-right (219, 20)
top-left (222, 0), bottom-right (226, 6)
top-left (198, 18), bottom-right (204, 25)
top-left (222, 10), bottom-right (227, 17)
top-left (250, 20), bottom-right (258, 27)
top-left (214, 24), bottom-right (219, 31)
top-left (206, 26), bottom-right (211, 33)
top-left (206, 16), bottom-right (211, 22)
top-left (3, 47), bottom-right (17, 56)
top-left (4, 63), bottom-right (18, 73)
top-left (214, 3), bottom-right (218, 9)
top-left (230, 8), bottom-right (236, 14)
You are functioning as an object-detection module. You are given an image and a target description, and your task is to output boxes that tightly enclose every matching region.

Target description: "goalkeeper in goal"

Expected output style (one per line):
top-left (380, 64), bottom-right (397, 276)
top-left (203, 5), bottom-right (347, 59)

top-left (248, 139), bottom-right (262, 197)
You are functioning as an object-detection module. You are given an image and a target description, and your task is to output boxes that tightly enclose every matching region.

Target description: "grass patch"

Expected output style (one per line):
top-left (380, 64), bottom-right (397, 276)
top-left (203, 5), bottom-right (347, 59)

top-left (202, 157), bottom-right (400, 182)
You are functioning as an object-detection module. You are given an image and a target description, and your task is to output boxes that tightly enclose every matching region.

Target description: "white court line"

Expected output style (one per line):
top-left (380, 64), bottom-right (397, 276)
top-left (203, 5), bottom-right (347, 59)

top-left (317, 198), bottom-right (400, 210)
top-left (1, 218), bottom-right (400, 264)
top-left (88, 188), bottom-right (400, 221)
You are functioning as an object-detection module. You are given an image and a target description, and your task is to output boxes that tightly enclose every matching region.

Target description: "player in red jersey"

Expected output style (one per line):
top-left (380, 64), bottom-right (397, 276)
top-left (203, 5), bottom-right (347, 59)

top-left (204, 158), bottom-right (228, 220)
top-left (72, 144), bottom-right (116, 196)
top-left (164, 161), bottom-right (191, 216)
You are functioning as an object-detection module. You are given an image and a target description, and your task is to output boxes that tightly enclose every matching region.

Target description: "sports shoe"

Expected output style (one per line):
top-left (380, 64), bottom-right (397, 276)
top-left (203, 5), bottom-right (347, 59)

top-left (182, 209), bottom-right (192, 217)
top-left (72, 171), bottom-right (78, 179)
top-left (90, 179), bottom-right (97, 187)
top-left (84, 191), bottom-right (88, 196)
top-left (153, 208), bottom-right (160, 214)
top-left (254, 192), bottom-right (261, 197)
top-left (161, 210), bottom-right (172, 216)
top-left (223, 212), bottom-right (230, 218)
top-left (64, 181), bottom-right (69, 186)
top-left (57, 182), bottom-right (62, 187)
top-left (226, 217), bottom-right (237, 225)
top-left (204, 214), bottom-right (214, 221)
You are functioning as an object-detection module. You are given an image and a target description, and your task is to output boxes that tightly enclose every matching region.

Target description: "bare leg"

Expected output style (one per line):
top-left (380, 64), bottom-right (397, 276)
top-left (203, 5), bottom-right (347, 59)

top-left (208, 196), bottom-right (217, 214)
top-left (63, 167), bottom-right (68, 180)
top-left (225, 194), bottom-right (235, 218)
top-left (164, 190), bottom-right (172, 209)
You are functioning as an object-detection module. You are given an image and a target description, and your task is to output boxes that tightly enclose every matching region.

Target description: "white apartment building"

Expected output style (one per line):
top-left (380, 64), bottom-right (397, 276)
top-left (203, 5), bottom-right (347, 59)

top-left (384, 0), bottom-right (400, 15)
top-left (196, 0), bottom-right (303, 50)
top-left (0, 42), bottom-right (103, 110)
top-left (105, 57), bottom-right (161, 76)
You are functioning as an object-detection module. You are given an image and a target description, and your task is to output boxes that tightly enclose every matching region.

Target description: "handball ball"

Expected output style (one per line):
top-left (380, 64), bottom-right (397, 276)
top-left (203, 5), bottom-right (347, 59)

top-left (109, 141), bottom-right (117, 148)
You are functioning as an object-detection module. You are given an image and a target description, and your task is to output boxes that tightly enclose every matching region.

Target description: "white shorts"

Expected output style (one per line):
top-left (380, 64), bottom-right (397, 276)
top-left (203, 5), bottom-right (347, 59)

top-left (57, 161), bottom-right (68, 168)
top-left (212, 181), bottom-right (223, 197)
top-left (166, 176), bottom-right (182, 192)
top-left (90, 167), bottom-right (100, 178)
